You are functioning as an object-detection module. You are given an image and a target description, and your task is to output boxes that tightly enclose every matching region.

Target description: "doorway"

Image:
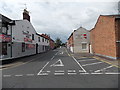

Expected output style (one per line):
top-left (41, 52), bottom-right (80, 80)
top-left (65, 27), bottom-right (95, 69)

top-left (36, 44), bottom-right (38, 54)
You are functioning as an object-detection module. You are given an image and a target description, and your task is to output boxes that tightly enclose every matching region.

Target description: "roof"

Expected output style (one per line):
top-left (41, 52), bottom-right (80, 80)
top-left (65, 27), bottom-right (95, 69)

top-left (0, 13), bottom-right (12, 23)
top-left (41, 34), bottom-right (50, 40)
top-left (101, 14), bottom-right (120, 17)
top-left (36, 33), bottom-right (48, 39)
top-left (67, 26), bottom-right (88, 40)
top-left (89, 14), bottom-right (120, 32)
top-left (67, 32), bottom-right (73, 40)
top-left (50, 39), bottom-right (54, 42)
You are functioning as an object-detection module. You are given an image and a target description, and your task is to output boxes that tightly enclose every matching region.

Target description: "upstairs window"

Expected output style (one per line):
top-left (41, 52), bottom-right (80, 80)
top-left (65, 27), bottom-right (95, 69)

top-left (42, 37), bottom-right (44, 42)
top-left (38, 37), bottom-right (40, 42)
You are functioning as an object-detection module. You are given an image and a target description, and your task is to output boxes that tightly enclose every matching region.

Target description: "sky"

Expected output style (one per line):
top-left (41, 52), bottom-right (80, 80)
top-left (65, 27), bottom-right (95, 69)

top-left (0, 0), bottom-right (119, 42)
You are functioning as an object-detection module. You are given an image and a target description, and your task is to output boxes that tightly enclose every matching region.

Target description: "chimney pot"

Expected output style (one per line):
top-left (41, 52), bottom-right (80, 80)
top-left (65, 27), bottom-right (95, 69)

top-left (23, 9), bottom-right (30, 22)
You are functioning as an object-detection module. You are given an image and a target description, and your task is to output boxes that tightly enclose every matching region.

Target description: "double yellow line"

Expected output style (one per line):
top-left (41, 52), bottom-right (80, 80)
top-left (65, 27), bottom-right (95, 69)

top-left (65, 48), bottom-right (120, 68)
top-left (94, 57), bottom-right (120, 68)
top-left (65, 49), bottom-right (71, 57)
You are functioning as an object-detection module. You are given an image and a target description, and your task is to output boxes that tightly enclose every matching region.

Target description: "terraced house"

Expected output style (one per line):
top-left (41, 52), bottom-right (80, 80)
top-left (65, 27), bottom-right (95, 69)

top-left (0, 9), bottom-right (54, 60)
top-left (90, 15), bottom-right (120, 60)
top-left (67, 27), bottom-right (90, 53)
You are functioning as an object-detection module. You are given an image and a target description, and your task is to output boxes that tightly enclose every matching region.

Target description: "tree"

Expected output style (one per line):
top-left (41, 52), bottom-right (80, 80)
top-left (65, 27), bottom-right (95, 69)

top-left (55, 37), bottom-right (62, 48)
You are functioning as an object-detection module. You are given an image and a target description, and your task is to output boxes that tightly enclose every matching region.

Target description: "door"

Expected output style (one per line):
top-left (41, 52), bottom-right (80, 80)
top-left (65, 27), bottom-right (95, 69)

top-left (36, 44), bottom-right (38, 54)
top-left (2, 42), bottom-right (7, 55)
top-left (89, 44), bottom-right (93, 54)
top-left (117, 43), bottom-right (120, 59)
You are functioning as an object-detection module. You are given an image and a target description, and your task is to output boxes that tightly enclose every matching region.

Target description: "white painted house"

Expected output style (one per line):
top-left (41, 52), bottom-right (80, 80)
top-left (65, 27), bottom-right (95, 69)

top-left (0, 9), bottom-right (51, 60)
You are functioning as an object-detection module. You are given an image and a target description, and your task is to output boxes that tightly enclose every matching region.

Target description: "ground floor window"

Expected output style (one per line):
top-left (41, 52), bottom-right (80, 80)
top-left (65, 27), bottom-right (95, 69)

top-left (82, 43), bottom-right (87, 50)
top-left (26, 44), bottom-right (35, 49)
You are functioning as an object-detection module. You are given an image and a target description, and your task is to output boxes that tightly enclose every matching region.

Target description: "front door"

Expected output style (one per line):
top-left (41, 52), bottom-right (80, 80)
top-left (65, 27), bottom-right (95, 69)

top-left (117, 43), bottom-right (120, 59)
top-left (36, 44), bottom-right (38, 54)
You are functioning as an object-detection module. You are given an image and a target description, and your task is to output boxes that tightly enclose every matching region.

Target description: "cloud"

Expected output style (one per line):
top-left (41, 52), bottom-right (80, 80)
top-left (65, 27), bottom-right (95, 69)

top-left (0, 0), bottom-right (119, 42)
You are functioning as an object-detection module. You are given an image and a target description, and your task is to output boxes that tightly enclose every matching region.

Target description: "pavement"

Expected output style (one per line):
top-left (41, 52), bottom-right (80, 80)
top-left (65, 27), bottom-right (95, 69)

top-left (1, 47), bottom-right (120, 88)
top-left (67, 49), bottom-right (120, 68)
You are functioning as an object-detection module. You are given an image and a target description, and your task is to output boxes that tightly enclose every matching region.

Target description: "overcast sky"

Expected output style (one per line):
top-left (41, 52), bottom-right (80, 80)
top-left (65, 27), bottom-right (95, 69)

top-left (0, 0), bottom-right (119, 42)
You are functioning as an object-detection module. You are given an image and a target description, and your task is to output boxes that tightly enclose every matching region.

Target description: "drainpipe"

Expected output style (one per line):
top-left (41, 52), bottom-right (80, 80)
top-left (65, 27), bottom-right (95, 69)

top-left (9, 20), bottom-right (15, 58)
top-left (10, 25), bottom-right (12, 58)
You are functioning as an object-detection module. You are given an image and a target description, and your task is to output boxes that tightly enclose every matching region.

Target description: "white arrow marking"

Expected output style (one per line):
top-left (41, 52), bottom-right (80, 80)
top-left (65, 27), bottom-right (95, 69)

top-left (50, 59), bottom-right (64, 67)
top-left (60, 52), bottom-right (64, 55)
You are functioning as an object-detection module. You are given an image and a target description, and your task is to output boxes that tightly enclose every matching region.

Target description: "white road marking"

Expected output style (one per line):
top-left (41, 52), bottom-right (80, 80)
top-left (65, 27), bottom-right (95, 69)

top-left (37, 62), bottom-right (50, 75)
top-left (79, 70), bottom-right (85, 72)
top-left (15, 74), bottom-right (23, 77)
top-left (54, 73), bottom-right (64, 75)
top-left (60, 52), bottom-right (64, 55)
top-left (51, 56), bottom-right (55, 60)
top-left (94, 66), bottom-right (113, 73)
top-left (26, 74), bottom-right (34, 76)
top-left (37, 51), bottom-right (58, 75)
top-left (50, 59), bottom-right (64, 67)
top-left (80, 73), bottom-right (89, 74)
top-left (68, 70), bottom-right (76, 72)
top-left (82, 62), bottom-right (104, 67)
top-left (105, 72), bottom-right (120, 74)
top-left (55, 52), bottom-right (58, 55)
top-left (38, 73), bottom-right (48, 76)
top-left (55, 70), bottom-right (64, 72)
top-left (68, 73), bottom-right (77, 75)
top-left (78, 59), bottom-right (96, 62)
top-left (91, 73), bottom-right (103, 74)
top-left (42, 71), bottom-right (51, 73)
top-left (72, 56), bottom-right (86, 72)
top-left (3, 75), bottom-right (11, 77)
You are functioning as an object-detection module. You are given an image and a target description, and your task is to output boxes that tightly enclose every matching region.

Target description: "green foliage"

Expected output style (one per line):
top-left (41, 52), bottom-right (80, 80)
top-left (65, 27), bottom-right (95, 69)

top-left (55, 37), bottom-right (62, 48)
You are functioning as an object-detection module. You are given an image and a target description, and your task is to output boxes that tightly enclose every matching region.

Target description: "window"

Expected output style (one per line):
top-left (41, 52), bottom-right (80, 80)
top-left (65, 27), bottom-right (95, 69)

top-left (2, 27), bottom-right (7, 34)
top-left (32, 34), bottom-right (34, 40)
top-left (82, 43), bottom-right (87, 50)
top-left (38, 37), bottom-right (40, 42)
top-left (22, 43), bottom-right (25, 52)
top-left (42, 37), bottom-right (44, 42)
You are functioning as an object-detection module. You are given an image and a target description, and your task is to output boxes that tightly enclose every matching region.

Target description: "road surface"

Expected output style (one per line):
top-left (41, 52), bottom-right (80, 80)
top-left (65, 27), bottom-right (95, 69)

top-left (2, 47), bottom-right (120, 88)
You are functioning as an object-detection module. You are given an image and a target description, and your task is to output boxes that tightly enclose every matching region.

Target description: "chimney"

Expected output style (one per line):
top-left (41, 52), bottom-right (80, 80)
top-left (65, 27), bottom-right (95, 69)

top-left (23, 9), bottom-right (30, 22)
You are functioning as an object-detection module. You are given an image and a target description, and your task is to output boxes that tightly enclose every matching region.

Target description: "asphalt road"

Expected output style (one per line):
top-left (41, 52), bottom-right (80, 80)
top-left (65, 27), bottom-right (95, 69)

top-left (1, 47), bottom-right (120, 88)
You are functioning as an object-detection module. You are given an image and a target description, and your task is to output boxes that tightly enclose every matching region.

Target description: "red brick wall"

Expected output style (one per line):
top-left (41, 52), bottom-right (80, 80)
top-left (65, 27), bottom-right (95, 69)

top-left (50, 40), bottom-right (55, 49)
top-left (68, 34), bottom-right (74, 47)
top-left (90, 16), bottom-right (117, 58)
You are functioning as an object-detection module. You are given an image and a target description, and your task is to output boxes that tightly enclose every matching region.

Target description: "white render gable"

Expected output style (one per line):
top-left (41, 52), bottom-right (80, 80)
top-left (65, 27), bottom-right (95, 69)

top-left (12, 20), bottom-right (37, 44)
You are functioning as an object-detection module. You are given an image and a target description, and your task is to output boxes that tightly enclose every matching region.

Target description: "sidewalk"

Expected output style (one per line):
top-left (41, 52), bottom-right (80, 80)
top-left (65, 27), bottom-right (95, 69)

top-left (67, 49), bottom-right (120, 68)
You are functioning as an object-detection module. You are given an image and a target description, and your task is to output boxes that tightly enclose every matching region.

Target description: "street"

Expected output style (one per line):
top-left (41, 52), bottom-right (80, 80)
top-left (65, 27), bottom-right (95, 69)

top-left (2, 47), bottom-right (120, 88)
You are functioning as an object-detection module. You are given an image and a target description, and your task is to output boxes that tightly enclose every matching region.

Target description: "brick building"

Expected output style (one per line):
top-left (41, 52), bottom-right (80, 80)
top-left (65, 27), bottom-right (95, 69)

top-left (90, 15), bottom-right (120, 60)
top-left (50, 39), bottom-right (55, 50)
top-left (41, 34), bottom-right (55, 50)
top-left (67, 33), bottom-right (74, 52)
